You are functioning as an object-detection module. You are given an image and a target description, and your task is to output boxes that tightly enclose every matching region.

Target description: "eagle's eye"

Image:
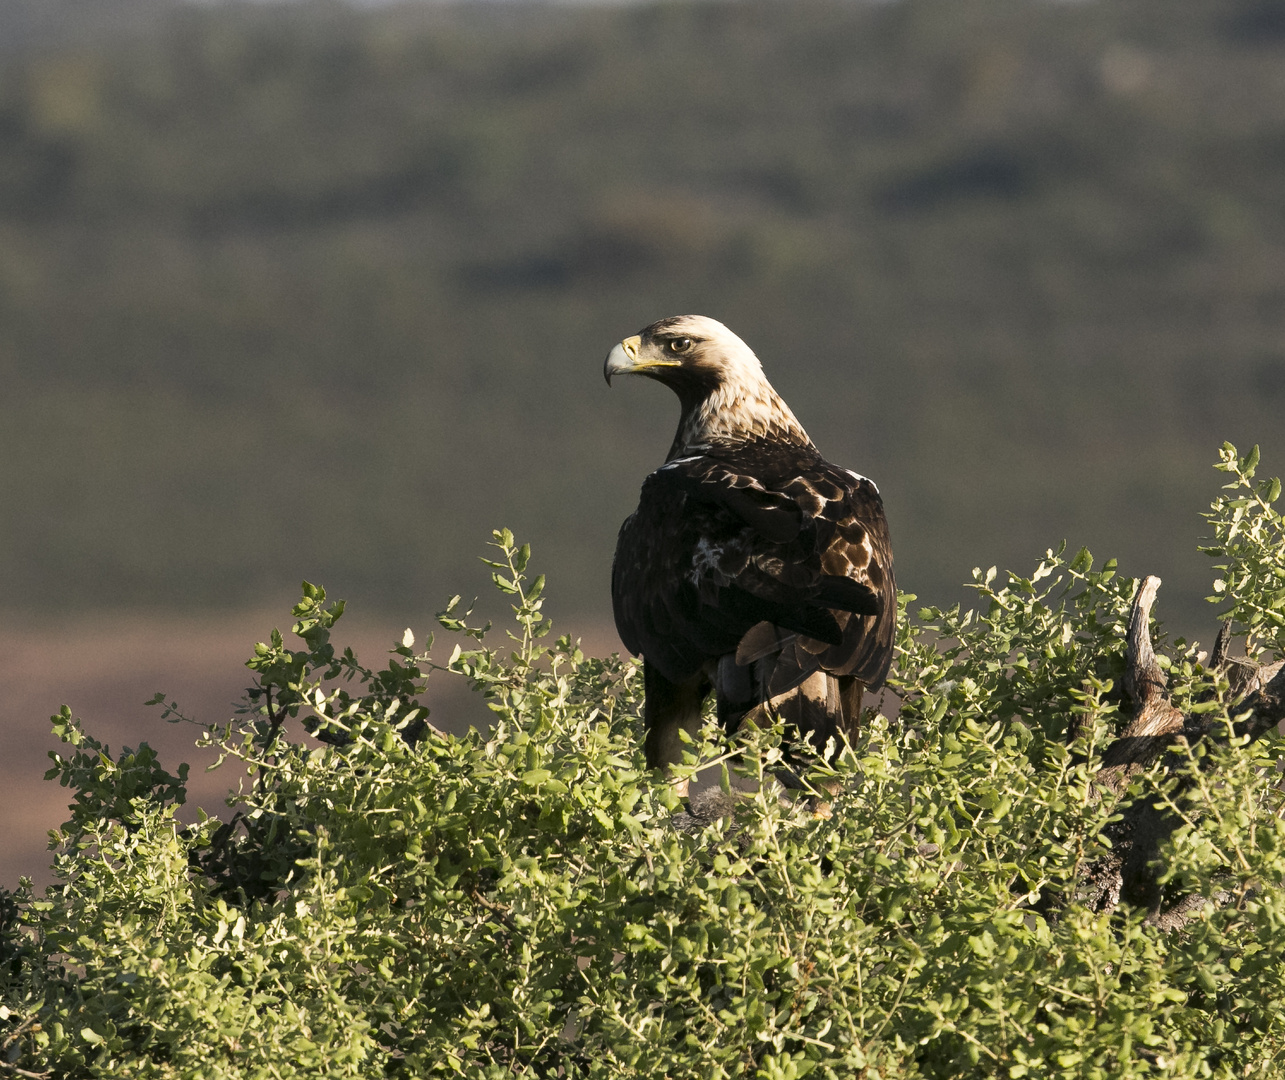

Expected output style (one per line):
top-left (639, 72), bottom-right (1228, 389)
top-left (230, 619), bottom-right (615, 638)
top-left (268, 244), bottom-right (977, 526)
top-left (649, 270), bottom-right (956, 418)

top-left (667, 337), bottom-right (693, 355)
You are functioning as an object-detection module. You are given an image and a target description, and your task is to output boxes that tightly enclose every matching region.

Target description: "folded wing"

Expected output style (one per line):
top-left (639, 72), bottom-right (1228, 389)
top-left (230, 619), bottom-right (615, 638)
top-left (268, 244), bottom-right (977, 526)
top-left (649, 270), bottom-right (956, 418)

top-left (612, 442), bottom-right (896, 698)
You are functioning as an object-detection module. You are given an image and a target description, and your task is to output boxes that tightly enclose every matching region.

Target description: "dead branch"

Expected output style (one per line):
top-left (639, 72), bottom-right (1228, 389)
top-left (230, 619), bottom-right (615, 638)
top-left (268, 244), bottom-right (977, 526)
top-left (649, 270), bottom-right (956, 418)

top-left (1211, 616), bottom-right (1284, 702)
top-left (1097, 576), bottom-right (1186, 796)
top-left (1217, 658), bottom-right (1285, 742)
top-left (1083, 577), bottom-right (1285, 926)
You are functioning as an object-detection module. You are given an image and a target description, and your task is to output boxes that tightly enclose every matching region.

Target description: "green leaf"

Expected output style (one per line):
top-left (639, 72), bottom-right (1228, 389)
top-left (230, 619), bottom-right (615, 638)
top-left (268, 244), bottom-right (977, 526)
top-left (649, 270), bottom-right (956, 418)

top-left (24, 484), bottom-right (1285, 1080)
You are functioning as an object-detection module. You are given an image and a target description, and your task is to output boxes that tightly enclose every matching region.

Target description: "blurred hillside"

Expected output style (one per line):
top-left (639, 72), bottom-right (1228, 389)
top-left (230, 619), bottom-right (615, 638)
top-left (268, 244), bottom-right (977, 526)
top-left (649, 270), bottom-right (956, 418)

top-left (4, 0), bottom-right (1285, 639)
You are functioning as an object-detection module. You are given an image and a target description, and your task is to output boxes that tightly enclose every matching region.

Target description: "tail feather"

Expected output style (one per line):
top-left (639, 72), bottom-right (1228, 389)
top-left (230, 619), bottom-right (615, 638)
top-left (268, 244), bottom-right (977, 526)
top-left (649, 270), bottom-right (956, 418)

top-left (713, 635), bottom-right (865, 767)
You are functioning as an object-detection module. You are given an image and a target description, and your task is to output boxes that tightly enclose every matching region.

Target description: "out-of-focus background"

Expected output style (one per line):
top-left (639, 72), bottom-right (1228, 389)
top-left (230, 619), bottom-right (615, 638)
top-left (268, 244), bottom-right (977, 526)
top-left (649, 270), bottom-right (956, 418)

top-left (5, 0), bottom-right (1285, 884)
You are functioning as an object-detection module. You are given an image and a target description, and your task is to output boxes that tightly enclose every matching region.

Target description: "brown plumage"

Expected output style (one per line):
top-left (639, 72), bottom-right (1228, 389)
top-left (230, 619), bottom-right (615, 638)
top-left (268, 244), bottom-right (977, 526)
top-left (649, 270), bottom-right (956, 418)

top-left (605, 315), bottom-right (896, 780)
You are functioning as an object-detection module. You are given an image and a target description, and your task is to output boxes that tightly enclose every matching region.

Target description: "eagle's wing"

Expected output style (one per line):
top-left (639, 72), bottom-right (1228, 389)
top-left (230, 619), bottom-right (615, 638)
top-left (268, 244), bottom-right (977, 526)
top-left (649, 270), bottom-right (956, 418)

top-left (612, 445), bottom-right (896, 690)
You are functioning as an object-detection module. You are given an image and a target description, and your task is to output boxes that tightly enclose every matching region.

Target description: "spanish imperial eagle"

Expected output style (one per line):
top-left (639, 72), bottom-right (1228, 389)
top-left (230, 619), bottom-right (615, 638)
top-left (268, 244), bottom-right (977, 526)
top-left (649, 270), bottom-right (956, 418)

top-left (606, 315), bottom-right (896, 781)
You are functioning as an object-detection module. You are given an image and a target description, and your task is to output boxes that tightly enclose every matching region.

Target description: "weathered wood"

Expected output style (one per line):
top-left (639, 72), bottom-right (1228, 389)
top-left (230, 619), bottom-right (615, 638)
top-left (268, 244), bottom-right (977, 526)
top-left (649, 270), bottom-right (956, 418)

top-left (1083, 577), bottom-right (1285, 927)
top-left (1097, 577), bottom-right (1186, 795)
top-left (1223, 658), bottom-right (1285, 741)
top-left (1210, 619), bottom-right (1233, 670)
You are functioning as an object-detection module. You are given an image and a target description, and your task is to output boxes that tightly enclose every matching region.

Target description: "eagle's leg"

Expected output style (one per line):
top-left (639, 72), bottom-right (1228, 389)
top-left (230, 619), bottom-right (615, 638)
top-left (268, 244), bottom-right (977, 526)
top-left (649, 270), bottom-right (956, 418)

top-left (837, 676), bottom-right (864, 745)
top-left (643, 660), bottom-right (710, 795)
top-left (713, 653), bottom-right (756, 736)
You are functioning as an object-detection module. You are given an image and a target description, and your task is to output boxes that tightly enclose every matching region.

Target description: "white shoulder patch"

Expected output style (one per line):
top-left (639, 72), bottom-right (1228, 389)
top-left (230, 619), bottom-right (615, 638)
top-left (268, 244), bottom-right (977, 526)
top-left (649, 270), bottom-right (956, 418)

top-left (658, 455), bottom-right (703, 471)
top-left (846, 468), bottom-right (878, 494)
top-left (688, 536), bottom-right (723, 586)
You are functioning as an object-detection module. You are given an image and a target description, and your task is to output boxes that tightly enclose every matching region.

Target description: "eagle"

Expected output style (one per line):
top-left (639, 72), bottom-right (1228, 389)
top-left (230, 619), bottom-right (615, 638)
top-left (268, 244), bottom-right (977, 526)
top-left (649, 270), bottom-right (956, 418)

top-left (605, 315), bottom-right (896, 785)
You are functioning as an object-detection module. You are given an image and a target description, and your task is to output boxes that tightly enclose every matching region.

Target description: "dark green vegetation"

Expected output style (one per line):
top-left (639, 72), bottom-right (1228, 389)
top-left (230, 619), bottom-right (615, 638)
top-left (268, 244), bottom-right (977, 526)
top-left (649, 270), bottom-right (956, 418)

top-left (2, 445), bottom-right (1285, 1077)
top-left (4, 0), bottom-right (1285, 631)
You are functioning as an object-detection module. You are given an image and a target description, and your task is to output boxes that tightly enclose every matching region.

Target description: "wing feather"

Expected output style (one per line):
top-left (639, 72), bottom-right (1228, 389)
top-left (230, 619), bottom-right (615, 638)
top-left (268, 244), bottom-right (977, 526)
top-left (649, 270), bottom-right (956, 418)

top-left (612, 441), bottom-right (896, 689)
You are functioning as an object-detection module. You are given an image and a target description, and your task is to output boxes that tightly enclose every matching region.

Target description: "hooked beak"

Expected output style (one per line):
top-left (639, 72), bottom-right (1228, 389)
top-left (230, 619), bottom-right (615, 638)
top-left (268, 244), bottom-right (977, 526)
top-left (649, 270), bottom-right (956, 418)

top-left (603, 335), bottom-right (642, 385)
top-left (603, 334), bottom-right (682, 385)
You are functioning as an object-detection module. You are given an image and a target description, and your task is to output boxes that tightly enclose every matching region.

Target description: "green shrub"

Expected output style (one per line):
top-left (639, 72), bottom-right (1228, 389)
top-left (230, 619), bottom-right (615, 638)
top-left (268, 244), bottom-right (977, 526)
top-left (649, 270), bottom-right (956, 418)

top-left (2, 447), bottom-right (1285, 1078)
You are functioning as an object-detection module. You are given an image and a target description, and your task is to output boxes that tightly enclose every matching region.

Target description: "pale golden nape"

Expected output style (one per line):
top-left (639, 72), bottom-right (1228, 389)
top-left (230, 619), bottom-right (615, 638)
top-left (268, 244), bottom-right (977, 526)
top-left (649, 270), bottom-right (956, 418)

top-left (663, 316), bottom-right (812, 455)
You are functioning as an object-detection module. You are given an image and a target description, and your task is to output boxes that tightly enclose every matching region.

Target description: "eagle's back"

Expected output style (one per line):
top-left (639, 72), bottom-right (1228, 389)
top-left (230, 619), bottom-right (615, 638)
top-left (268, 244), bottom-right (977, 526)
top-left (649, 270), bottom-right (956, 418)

top-left (612, 439), bottom-right (896, 703)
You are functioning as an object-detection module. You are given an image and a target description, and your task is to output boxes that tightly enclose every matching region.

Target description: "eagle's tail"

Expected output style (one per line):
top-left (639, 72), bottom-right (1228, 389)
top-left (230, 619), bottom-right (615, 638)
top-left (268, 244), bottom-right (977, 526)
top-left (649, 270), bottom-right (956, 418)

top-left (713, 621), bottom-right (865, 774)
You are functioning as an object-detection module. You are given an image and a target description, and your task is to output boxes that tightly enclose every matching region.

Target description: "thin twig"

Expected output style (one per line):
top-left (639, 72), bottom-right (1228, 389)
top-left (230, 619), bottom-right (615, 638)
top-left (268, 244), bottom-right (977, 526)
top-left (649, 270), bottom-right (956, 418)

top-left (0, 1016), bottom-right (50, 1080)
top-left (0, 1064), bottom-right (52, 1080)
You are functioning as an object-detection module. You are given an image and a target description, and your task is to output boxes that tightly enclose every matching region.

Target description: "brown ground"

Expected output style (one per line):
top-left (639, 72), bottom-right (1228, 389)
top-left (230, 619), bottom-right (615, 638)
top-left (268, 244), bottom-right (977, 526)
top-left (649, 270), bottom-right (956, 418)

top-left (1, 612), bottom-right (624, 890)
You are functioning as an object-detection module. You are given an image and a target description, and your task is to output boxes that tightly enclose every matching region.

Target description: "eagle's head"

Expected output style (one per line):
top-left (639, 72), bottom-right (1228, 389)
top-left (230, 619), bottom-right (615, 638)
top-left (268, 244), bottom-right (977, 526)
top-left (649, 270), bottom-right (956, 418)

top-left (604, 314), bottom-right (810, 458)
